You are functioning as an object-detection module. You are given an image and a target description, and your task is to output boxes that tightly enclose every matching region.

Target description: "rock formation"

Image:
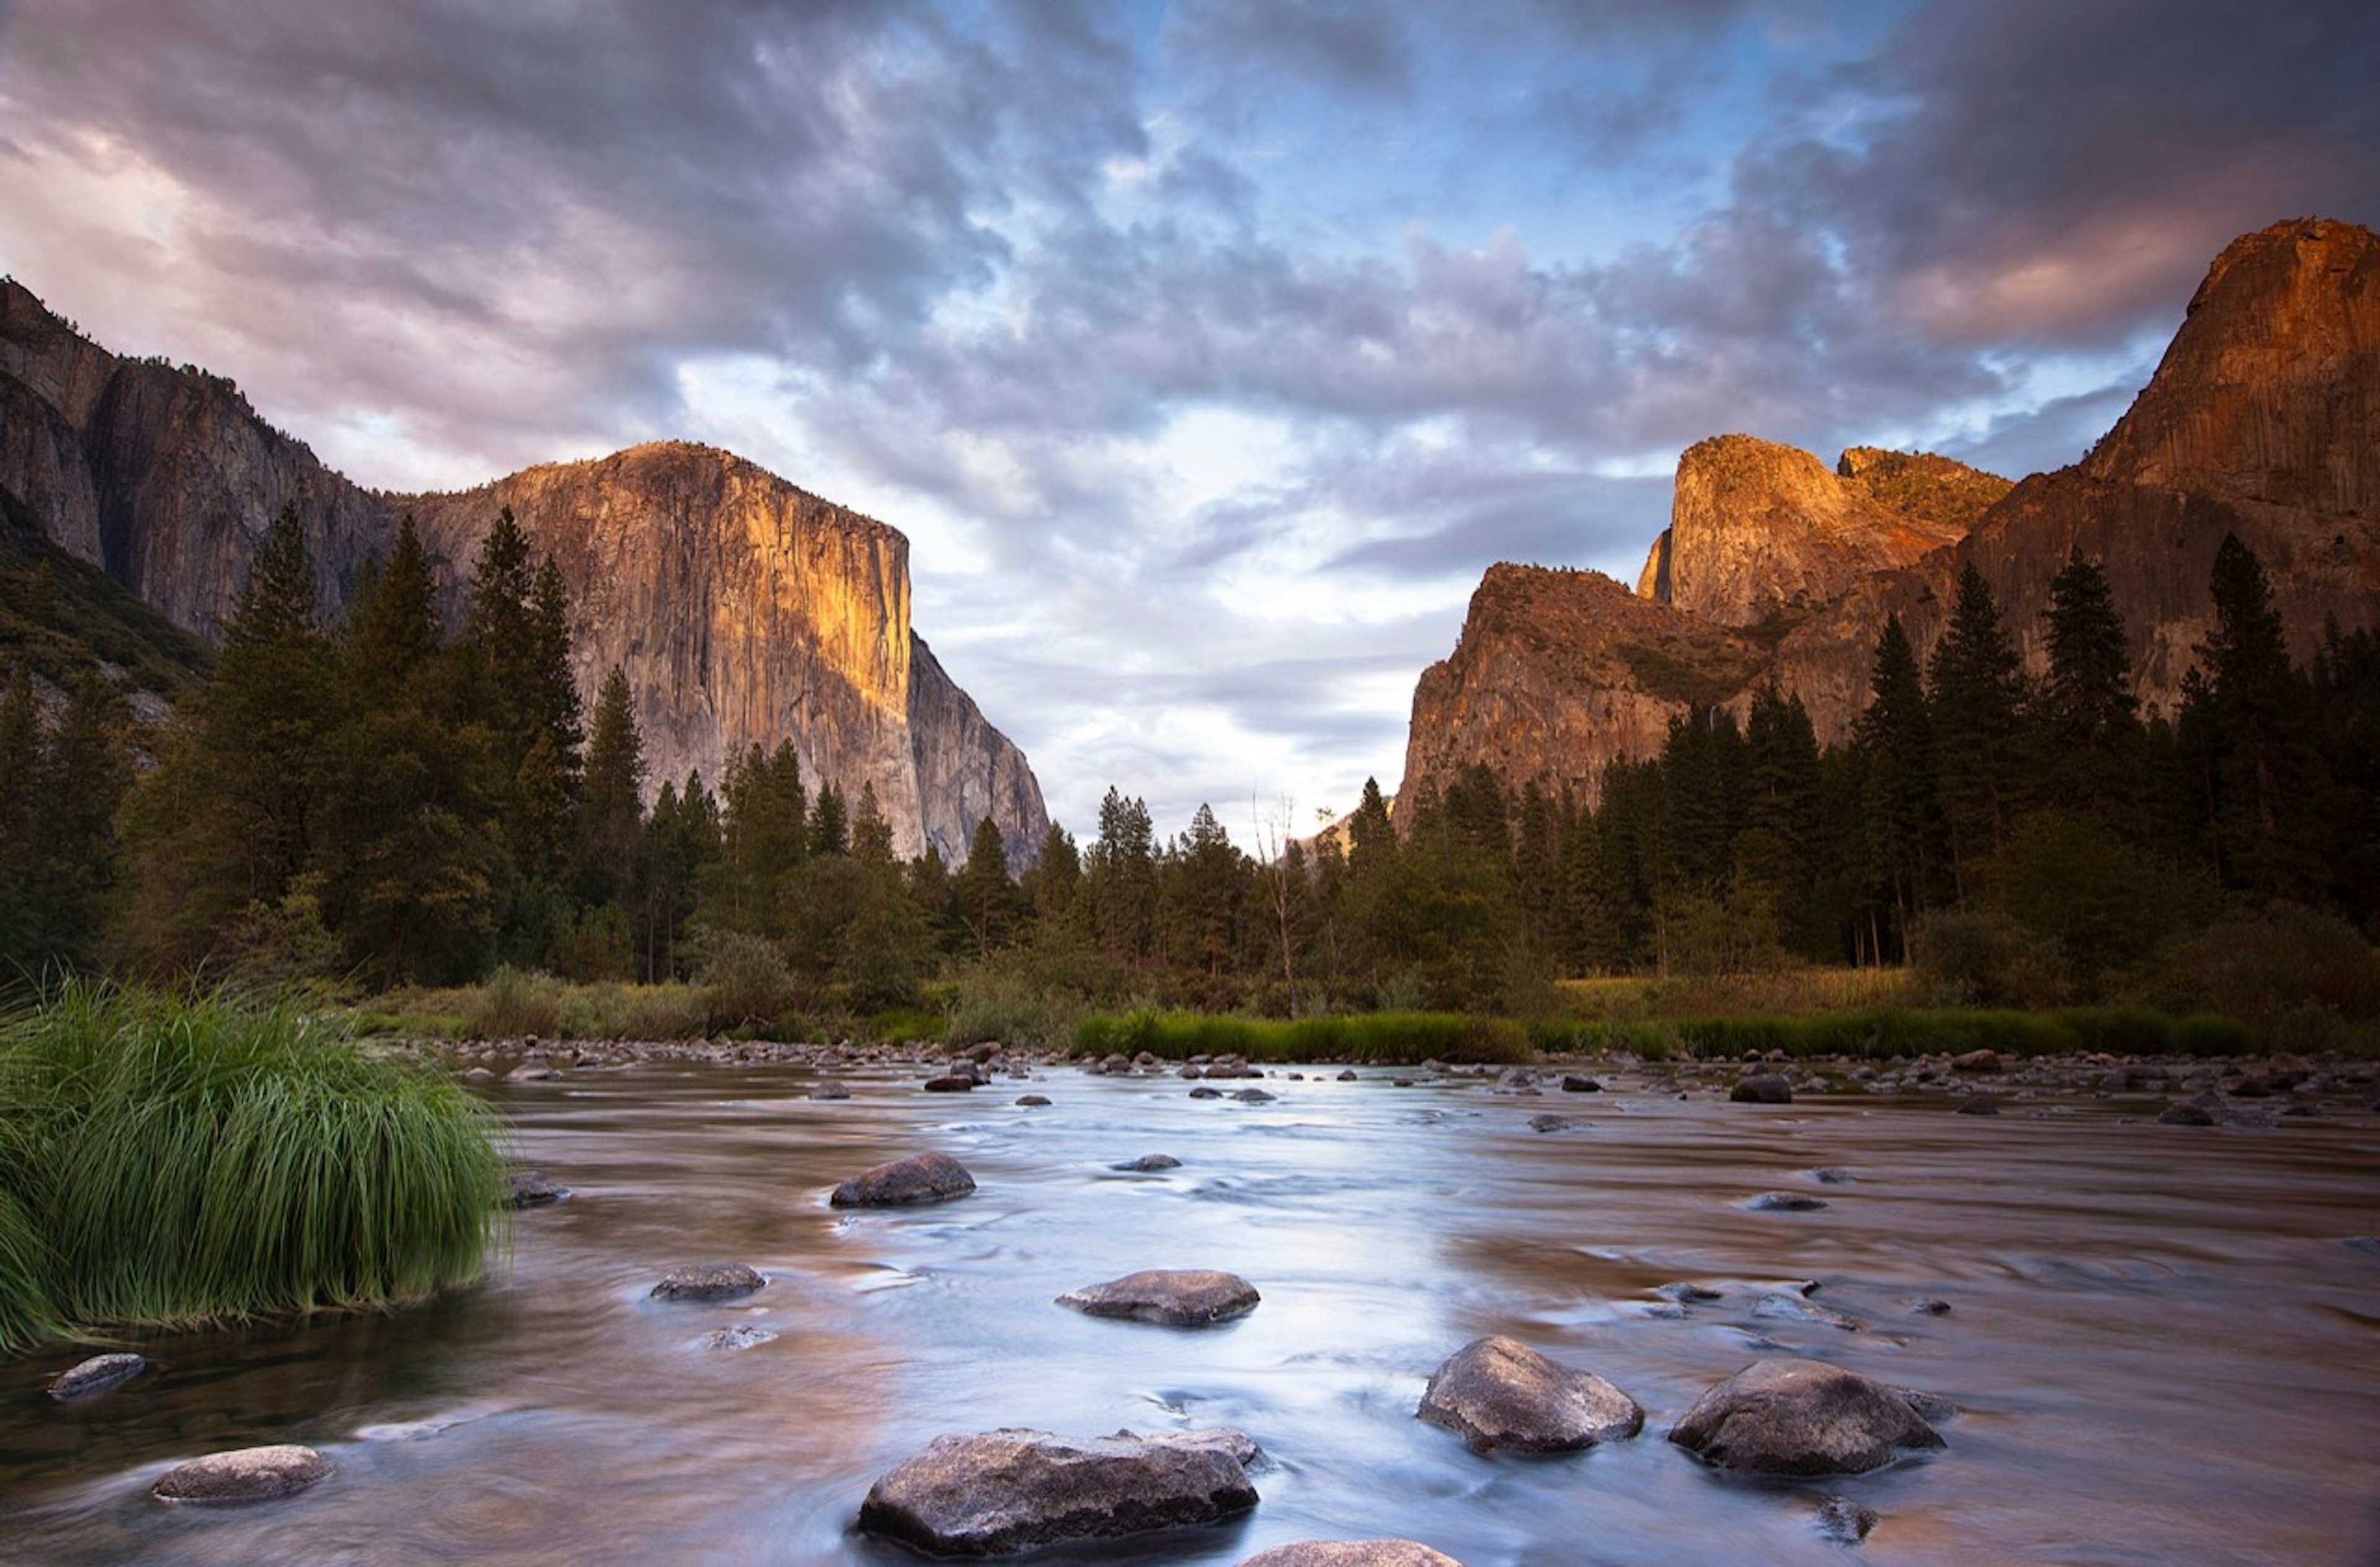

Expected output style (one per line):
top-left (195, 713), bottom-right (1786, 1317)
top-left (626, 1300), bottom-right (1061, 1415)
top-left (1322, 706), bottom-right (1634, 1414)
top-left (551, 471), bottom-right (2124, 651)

top-left (0, 279), bottom-right (1047, 864)
top-left (1399, 217), bottom-right (2380, 805)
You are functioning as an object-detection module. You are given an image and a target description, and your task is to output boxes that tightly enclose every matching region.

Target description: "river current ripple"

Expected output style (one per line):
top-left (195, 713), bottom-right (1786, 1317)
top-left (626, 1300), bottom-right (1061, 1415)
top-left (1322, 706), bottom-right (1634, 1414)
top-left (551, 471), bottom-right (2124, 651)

top-left (7, 1058), bottom-right (2379, 1565)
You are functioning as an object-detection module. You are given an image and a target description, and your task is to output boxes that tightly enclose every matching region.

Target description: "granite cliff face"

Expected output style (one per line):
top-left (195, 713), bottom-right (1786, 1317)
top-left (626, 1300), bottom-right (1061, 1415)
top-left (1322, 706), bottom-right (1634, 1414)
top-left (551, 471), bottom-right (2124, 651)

top-left (1403, 217), bottom-right (2380, 803)
top-left (0, 281), bottom-right (1047, 866)
top-left (1634, 435), bottom-right (1988, 628)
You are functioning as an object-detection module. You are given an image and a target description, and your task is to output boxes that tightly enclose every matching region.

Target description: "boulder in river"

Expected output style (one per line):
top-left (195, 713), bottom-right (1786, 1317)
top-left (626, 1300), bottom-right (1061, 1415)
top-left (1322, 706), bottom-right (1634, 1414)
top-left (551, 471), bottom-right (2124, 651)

top-left (651, 1262), bottom-right (765, 1301)
top-left (923, 1073), bottom-right (976, 1092)
top-left (504, 1170), bottom-right (571, 1208)
top-left (1667, 1358), bottom-right (1946, 1475)
top-left (1233, 1087), bottom-right (1277, 1104)
top-left (1238, 1542), bottom-right (1465, 1566)
top-left (831, 1151), bottom-right (977, 1207)
top-left (857, 1426), bottom-right (1260, 1555)
top-left (152, 1444), bottom-right (329, 1503)
top-left (702, 1325), bottom-right (778, 1351)
top-left (1416, 1335), bottom-right (1644, 1453)
top-left (1016, 1094), bottom-right (1052, 1107)
top-left (1113, 1153), bottom-right (1183, 1171)
top-left (1731, 1074), bottom-right (1794, 1104)
top-left (1058, 1269), bottom-right (1260, 1326)
top-left (1817, 1494), bottom-right (1880, 1544)
top-left (809, 1080), bottom-right (852, 1101)
top-left (1745, 1192), bottom-right (1828, 1212)
top-left (1955, 1094), bottom-right (2000, 1116)
top-left (48, 1353), bottom-right (146, 1400)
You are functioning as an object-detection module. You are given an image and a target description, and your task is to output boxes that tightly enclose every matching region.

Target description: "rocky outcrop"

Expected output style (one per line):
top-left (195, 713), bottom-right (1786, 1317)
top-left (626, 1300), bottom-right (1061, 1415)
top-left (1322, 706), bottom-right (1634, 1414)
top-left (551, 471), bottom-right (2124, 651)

top-left (0, 281), bottom-right (1047, 865)
top-left (857, 1427), bottom-right (1261, 1555)
top-left (1402, 219), bottom-right (2380, 793)
top-left (1637, 435), bottom-right (1983, 629)
top-left (1395, 565), bottom-right (1760, 823)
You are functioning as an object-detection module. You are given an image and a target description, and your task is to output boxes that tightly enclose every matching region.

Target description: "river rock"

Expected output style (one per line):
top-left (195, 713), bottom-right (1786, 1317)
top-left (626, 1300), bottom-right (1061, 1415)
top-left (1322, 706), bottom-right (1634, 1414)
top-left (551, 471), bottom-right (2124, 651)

top-left (1950, 1049), bottom-right (2002, 1074)
top-left (2345, 1236), bottom-right (2380, 1258)
top-left (1233, 1087), bottom-right (1277, 1104)
top-left (1337, 1069), bottom-right (1359, 1082)
top-left (1753, 1292), bottom-right (1860, 1331)
top-left (1189, 1086), bottom-right (1224, 1099)
top-left (504, 1170), bottom-right (570, 1208)
top-left (2157, 1094), bottom-right (2221, 1126)
top-left (1657, 1281), bottom-right (1724, 1304)
top-left (831, 1151), bottom-right (977, 1207)
top-left (1817, 1495), bottom-right (1880, 1544)
top-left (1016, 1094), bottom-right (1052, 1107)
top-left (1113, 1153), bottom-right (1182, 1171)
top-left (703, 1325), bottom-right (778, 1351)
top-left (1667, 1358), bottom-right (1946, 1475)
top-left (1731, 1074), bottom-right (1794, 1104)
top-left (1416, 1335), bottom-right (1644, 1453)
top-left (1955, 1094), bottom-right (1999, 1116)
top-left (857, 1427), bottom-right (1260, 1555)
top-left (48, 1353), bottom-right (146, 1400)
top-left (1746, 1192), bottom-right (1827, 1211)
top-left (651, 1262), bottom-right (765, 1301)
top-left (1058, 1269), bottom-right (1259, 1325)
top-left (1527, 1113), bottom-right (1574, 1133)
top-left (809, 1080), bottom-right (852, 1100)
top-left (1559, 1074), bottom-right (1603, 1092)
top-left (152, 1444), bottom-right (329, 1503)
top-left (1807, 1167), bottom-right (1857, 1184)
top-left (1238, 1542), bottom-right (1464, 1566)
top-left (505, 1060), bottom-right (560, 1082)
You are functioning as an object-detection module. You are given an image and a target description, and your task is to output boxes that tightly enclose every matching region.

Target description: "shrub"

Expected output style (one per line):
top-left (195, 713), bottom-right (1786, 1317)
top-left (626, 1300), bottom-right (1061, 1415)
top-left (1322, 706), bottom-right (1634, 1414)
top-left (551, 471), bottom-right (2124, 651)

top-left (0, 985), bottom-right (505, 1354)
top-left (690, 927), bottom-right (795, 1029)
top-left (466, 965), bottom-right (564, 1040)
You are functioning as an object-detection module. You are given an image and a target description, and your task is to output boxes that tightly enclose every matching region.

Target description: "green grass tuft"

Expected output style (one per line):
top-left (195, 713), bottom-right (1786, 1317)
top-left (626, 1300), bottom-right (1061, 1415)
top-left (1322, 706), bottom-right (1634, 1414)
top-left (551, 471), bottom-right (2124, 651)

top-left (0, 983), bottom-right (506, 1354)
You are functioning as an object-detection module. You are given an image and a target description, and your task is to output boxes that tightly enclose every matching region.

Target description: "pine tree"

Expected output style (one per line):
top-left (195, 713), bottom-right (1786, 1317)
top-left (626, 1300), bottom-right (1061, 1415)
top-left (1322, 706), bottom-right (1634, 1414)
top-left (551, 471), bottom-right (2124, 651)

top-left (809, 781), bottom-right (850, 858)
top-left (1086, 786), bottom-right (1157, 964)
top-left (343, 514), bottom-right (442, 711)
top-left (578, 666), bottom-right (646, 909)
top-left (1853, 614), bottom-right (1947, 954)
top-left (1926, 562), bottom-right (2029, 894)
top-left (954, 816), bottom-right (1013, 959)
top-left (2184, 533), bottom-right (2325, 895)
top-left (850, 780), bottom-right (894, 867)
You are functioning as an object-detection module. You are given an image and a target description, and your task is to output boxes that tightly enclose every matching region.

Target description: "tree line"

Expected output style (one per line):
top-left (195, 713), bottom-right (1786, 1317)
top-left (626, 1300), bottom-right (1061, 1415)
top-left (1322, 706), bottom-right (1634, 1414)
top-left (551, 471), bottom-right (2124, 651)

top-left (2, 520), bottom-right (2374, 1025)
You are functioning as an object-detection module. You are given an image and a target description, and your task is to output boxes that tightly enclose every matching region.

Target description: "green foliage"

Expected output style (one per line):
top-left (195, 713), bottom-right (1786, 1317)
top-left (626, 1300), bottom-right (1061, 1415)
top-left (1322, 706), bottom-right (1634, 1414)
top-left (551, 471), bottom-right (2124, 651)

top-left (1654, 1007), bottom-right (2252, 1061)
top-left (1611, 636), bottom-right (1763, 708)
top-left (0, 984), bottom-right (504, 1352)
top-left (943, 962), bottom-right (1094, 1051)
top-left (691, 926), bottom-right (795, 1028)
top-left (465, 964), bottom-right (567, 1039)
top-left (0, 486), bottom-right (211, 698)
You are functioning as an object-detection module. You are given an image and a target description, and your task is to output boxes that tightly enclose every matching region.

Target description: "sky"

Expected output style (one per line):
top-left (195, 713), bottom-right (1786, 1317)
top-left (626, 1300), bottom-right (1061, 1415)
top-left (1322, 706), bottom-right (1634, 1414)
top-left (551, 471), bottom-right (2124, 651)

top-left (2, 1), bottom-right (2374, 845)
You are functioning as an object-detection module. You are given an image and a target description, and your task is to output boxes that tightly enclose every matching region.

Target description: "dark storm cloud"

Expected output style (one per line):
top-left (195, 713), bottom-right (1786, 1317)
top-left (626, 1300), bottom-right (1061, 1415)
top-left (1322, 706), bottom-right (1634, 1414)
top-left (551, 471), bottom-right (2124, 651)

top-left (1779, 0), bottom-right (2380, 347)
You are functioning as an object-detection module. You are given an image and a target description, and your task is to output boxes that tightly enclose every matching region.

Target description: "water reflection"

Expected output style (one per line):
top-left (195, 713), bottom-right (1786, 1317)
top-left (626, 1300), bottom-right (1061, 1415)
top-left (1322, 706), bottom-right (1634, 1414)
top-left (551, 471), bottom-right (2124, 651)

top-left (5, 1061), bottom-right (2378, 1565)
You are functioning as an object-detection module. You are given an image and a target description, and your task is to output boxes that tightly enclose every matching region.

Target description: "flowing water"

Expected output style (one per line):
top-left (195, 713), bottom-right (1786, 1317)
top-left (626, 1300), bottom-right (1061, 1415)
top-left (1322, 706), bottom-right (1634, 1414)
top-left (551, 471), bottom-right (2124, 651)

top-left (6, 1058), bottom-right (2379, 1565)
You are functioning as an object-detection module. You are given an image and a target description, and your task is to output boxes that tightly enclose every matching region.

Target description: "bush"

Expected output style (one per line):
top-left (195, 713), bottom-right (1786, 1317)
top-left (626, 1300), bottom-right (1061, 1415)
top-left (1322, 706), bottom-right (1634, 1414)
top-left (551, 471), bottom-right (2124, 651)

top-left (466, 965), bottom-right (565, 1040)
top-left (2157, 904), bottom-right (2380, 1035)
top-left (0, 985), bottom-right (505, 1354)
top-left (690, 927), bottom-right (795, 1029)
top-left (1911, 908), bottom-right (2069, 1008)
top-left (1069, 1010), bottom-right (1531, 1065)
top-left (943, 965), bottom-right (1092, 1051)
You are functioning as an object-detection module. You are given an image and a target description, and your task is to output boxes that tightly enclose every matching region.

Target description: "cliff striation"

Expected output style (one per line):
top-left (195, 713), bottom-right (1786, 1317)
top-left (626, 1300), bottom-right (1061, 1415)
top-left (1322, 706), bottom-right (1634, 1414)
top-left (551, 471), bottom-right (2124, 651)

top-left (1403, 217), bottom-right (2380, 803)
top-left (0, 280), bottom-right (1047, 866)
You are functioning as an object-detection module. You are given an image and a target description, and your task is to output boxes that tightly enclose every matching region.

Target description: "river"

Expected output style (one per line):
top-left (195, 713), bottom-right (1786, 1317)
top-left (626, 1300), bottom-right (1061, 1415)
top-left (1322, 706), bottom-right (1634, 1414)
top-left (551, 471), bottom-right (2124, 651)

top-left (6, 1055), bottom-right (2379, 1565)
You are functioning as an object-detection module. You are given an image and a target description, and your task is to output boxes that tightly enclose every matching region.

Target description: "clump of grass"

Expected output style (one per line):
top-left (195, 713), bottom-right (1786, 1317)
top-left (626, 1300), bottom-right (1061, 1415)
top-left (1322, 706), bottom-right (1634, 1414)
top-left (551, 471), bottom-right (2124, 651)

top-left (1656, 1007), bottom-right (2253, 1060)
top-left (0, 984), bottom-right (506, 1354)
top-left (466, 965), bottom-right (566, 1039)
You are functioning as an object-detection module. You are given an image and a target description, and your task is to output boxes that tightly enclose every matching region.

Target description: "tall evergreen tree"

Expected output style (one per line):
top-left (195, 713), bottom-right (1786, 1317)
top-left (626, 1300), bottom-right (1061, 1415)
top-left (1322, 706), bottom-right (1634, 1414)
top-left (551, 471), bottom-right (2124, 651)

top-left (578, 666), bottom-right (646, 910)
top-left (954, 817), bottom-right (1014, 959)
top-left (1853, 614), bottom-right (1947, 952)
top-left (1926, 562), bottom-right (2030, 894)
top-left (809, 781), bottom-right (850, 859)
top-left (2182, 533), bottom-right (2324, 895)
top-left (1086, 786), bottom-right (1157, 964)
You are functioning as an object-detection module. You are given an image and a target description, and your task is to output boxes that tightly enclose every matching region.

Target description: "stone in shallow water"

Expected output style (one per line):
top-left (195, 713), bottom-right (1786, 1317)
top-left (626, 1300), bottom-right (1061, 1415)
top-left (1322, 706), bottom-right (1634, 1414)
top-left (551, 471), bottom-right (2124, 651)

top-left (1667, 1358), bottom-right (1944, 1476)
top-left (1955, 1094), bottom-right (2000, 1116)
top-left (1058, 1269), bottom-right (1260, 1326)
top-left (1656, 1281), bottom-right (1724, 1304)
top-left (923, 1073), bottom-right (976, 1092)
top-left (1527, 1114), bottom-right (1572, 1133)
top-left (857, 1427), bottom-right (1260, 1555)
top-left (702, 1325), bottom-right (778, 1351)
top-left (1753, 1292), bottom-right (1860, 1332)
top-left (153, 1444), bottom-right (329, 1503)
top-left (1559, 1074), bottom-right (1604, 1093)
top-left (831, 1151), bottom-right (977, 1207)
top-left (1731, 1074), bottom-right (1794, 1104)
top-left (1016, 1094), bottom-right (1052, 1107)
top-left (1233, 1087), bottom-right (1277, 1104)
top-left (1238, 1542), bottom-right (1465, 1566)
top-left (47, 1353), bottom-right (146, 1401)
top-left (1416, 1335), bottom-right (1643, 1454)
top-left (651, 1262), bottom-right (765, 1301)
top-left (505, 1170), bottom-right (570, 1208)
top-left (1817, 1494), bottom-right (1880, 1543)
top-left (1746, 1192), bottom-right (1828, 1211)
top-left (1189, 1086), bottom-right (1224, 1100)
top-left (809, 1079), bottom-right (852, 1100)
top-left (1113, 1153), bottom-right (1182, 1171)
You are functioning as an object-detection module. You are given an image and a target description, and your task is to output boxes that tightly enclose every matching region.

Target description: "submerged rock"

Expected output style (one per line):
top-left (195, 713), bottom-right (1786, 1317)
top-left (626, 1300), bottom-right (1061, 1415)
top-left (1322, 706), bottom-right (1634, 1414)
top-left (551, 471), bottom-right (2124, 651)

top-left (1113, 1153), bottom-right (1183, 1171)
top-left (1753, 1293), bottom-right (1860, 1332)
top-left (1746, 1192), bottom-right (1828, 1212)
top-left (831, 1151), bottom-right (977, 1207)
top-left (1731, 1074), bottom-right (1794, 1104)
top-left (153, 1444), bottom-right (329, 1503)
top-left (1955, 1095), bottom-right (2000, 1116)
top-left (1656, 1282), bottom-right (1724, 1304)
top-left (857, 1427), bottom-right (1260, 1555)
top-left (1527, 1114), bottom-right (1573, 1133)
top-left (923, 1073), bottom-right (976, 1092)
top-left (702, 1325), bottom-right (778, 1351)
top-left (1559, 1074), bottom-right (1604, 1092)
top-left (1189, 1086), bottom-right (1224, 1100)
top-left (1233, 1087), bottom-right (1277, 1104)
top-left (809, 1080), bottom-right (852, 1100)
top-left (1416, 1335), bottom-right (1643, 1454)
top-left (1817, 1495), bottom-right (1880, 1544)
top-left (1016, 1094), bottom-right (1052, 1107)
top-left (47, 1353), bottom-right (146, 1401)
top-left (651, 1262), bottom-right (765, 1301)
top-left (1058, 1269), bottom-right (1260, 1326)
top-left (504, 1170), bottom-right (571, 1208)
top-left (1238, 1543), bottom-right (1464, 1566)
top-left (1667, 1358), bottom-right (1945, 1475)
